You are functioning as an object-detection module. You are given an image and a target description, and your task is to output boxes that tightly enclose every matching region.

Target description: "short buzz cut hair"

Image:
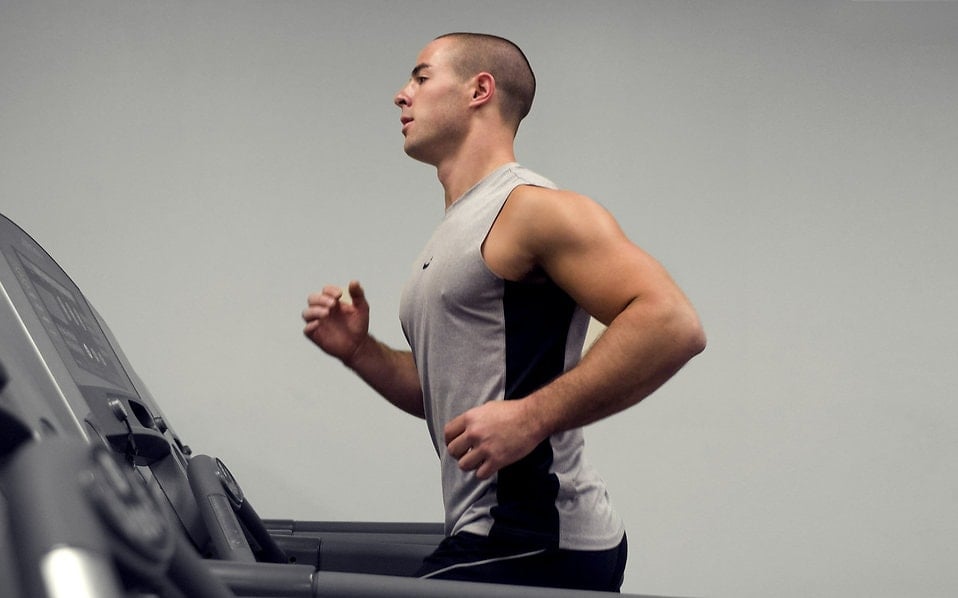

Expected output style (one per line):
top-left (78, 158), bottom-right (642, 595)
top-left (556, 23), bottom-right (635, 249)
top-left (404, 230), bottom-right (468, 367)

top-left (436, 32), bottom-right (536, 132)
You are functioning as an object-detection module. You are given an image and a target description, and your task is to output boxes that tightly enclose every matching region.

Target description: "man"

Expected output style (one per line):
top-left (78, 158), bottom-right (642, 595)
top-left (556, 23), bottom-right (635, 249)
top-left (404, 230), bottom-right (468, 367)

top-left (302, 33), bottom-right (705, 592)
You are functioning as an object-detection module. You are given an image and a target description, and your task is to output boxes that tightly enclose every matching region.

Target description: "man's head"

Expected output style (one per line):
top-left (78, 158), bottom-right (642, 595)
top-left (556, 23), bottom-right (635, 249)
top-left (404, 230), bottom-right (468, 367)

top-left (433, 33), bottom-right (536, 133)
top-left (394, 33), bottom-right (535, 166)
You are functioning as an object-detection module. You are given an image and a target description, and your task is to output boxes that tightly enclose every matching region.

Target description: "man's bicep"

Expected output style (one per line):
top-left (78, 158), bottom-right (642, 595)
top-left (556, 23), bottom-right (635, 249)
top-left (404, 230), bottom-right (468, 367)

top-left (536, 198), bottom-right (680, 326)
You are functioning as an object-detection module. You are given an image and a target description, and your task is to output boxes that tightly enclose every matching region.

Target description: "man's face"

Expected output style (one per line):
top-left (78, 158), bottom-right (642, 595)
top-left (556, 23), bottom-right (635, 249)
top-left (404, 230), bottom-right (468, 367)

top-left (394, 38), bottom-right (471, 165)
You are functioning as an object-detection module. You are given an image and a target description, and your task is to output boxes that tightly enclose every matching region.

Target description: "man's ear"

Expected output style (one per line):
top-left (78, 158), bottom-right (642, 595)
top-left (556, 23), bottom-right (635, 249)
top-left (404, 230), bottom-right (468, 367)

top-left (470, 72), bottom-right (496, 106)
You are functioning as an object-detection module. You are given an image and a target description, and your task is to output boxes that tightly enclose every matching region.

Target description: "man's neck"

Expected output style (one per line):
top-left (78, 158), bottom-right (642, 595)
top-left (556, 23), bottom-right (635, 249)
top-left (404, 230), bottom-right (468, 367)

top-left (434, 131), bottom-right (517, 208)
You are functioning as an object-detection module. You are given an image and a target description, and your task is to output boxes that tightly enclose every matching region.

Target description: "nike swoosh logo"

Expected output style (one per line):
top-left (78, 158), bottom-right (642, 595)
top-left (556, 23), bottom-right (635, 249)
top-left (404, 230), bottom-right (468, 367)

top-left (422, 258), bottom-right (432, 270)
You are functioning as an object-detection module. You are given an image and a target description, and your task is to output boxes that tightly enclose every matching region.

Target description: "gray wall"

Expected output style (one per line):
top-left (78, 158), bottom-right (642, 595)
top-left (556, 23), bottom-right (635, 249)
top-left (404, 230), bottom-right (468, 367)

top-left (2, 1), bottom-right (956, 596)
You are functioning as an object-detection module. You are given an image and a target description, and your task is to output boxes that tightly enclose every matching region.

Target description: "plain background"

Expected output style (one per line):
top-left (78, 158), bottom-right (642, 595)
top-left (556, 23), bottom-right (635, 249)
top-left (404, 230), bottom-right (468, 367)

top-left (2, 1), bottom-right (956, 596)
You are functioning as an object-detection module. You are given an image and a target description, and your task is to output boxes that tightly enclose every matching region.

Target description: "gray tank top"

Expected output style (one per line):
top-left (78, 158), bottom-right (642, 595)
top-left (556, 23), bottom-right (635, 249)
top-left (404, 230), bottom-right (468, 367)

top-left (399, 163), bottom-right (624, 551)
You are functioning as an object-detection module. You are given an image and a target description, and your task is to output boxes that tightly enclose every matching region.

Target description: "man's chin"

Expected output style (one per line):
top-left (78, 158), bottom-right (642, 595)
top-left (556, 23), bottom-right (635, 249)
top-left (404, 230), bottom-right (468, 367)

top-left (403, 141), bottom-right (436, 165)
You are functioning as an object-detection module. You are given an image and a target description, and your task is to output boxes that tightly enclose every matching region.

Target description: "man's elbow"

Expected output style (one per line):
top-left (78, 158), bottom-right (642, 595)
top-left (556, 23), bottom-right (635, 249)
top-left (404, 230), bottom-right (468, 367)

top-left (683, 315), bottom-right (707, 360)
top-left (663, 300), bottom-right (706, 364)
top-left (617, 293), bottom-right (705, 364)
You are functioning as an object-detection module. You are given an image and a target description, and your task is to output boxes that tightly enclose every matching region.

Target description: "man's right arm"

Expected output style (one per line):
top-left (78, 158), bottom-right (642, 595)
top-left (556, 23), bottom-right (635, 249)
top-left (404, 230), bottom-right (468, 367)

top-left (302, 280), bottom-right (424, 418)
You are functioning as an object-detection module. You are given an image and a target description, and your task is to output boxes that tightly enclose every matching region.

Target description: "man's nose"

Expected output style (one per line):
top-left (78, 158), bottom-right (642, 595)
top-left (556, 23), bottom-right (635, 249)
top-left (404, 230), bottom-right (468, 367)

top-left (394, 83), bottom-right (411, 107)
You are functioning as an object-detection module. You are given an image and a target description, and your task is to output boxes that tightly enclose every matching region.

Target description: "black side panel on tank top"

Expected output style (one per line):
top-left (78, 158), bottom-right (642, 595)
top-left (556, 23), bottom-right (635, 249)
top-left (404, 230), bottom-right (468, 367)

top-left (489, 278), bottom-right (577, 549)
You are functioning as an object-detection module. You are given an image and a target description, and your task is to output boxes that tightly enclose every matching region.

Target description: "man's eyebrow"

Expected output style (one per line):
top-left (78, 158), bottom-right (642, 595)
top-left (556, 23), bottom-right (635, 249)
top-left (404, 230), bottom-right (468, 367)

top-left (411, 63), bottom-right (431, 78)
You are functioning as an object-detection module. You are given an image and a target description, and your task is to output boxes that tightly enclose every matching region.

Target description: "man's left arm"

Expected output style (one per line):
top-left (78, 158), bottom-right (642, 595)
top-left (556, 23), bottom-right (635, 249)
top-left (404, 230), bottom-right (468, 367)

top-left (445, 186), bottom-right (706, 479)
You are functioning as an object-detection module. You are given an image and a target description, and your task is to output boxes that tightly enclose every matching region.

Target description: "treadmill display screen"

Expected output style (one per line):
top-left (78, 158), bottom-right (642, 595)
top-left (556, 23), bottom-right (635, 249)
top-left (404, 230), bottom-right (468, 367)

top-left (10, 249), bottom-right (133, 394)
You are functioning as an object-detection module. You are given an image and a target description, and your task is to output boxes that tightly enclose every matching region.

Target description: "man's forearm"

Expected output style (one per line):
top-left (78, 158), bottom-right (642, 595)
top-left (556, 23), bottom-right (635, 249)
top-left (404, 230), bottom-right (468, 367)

top-left (523, 297), bottom-right (705, 438)
top-left (345, 334), bottom-right (425, 418)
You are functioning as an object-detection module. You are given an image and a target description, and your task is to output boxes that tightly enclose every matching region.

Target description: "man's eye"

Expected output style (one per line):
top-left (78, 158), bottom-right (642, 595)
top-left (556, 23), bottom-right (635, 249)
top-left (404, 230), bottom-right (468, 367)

top-left (416, 77), bottom-right (427, 84)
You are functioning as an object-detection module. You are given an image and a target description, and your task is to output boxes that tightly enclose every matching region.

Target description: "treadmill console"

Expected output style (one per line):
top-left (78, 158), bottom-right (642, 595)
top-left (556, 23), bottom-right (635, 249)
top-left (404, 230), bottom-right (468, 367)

top-left (0, 214), bottom-right (177, 463)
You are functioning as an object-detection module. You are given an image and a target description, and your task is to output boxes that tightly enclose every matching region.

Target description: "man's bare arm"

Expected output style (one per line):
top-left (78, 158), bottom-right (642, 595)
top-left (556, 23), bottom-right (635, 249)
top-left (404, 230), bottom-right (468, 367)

top-left (303, 281), bottom-right (424, 418)
top-left (446, 186), bottom-right (705, 478)
top-left (345, 334), bottom-right (425, 419)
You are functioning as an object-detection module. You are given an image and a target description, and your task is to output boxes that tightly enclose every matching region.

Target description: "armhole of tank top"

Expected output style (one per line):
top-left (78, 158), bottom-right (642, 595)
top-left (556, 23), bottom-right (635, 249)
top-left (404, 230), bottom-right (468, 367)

top-left (481, 183), bottom-right (550, 283)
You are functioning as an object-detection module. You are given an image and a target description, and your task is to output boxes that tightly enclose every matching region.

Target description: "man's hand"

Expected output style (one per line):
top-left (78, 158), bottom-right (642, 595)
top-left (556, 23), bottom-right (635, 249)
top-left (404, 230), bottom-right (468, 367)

top-left (444, 399), bottom-right (547, 480)
top-left (302, 280), bottom-right (370, 365)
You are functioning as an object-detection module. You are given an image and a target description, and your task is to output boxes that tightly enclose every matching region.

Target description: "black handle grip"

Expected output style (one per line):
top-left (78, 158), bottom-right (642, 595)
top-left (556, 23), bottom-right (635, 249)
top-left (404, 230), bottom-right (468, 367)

top-left (186, 454), bottom-right (256, 562)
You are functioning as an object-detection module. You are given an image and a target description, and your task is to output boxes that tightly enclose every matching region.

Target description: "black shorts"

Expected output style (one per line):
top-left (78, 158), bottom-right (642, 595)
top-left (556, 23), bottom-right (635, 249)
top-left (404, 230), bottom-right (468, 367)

top-left (416, 531), bottom-right (628, 592)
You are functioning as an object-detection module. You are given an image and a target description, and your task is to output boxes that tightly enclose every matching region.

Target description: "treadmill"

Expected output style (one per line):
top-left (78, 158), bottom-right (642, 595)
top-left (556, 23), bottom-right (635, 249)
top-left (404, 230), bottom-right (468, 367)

top-left (0, 212), bottom-right (673, 598)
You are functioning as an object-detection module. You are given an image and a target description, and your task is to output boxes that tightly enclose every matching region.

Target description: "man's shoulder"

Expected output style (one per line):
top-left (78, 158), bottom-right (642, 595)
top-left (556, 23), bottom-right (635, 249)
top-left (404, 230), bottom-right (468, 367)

top-left (507, 184), bottom-right (593, 216)
top-left (504, 184), bottom-right (621, 254)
